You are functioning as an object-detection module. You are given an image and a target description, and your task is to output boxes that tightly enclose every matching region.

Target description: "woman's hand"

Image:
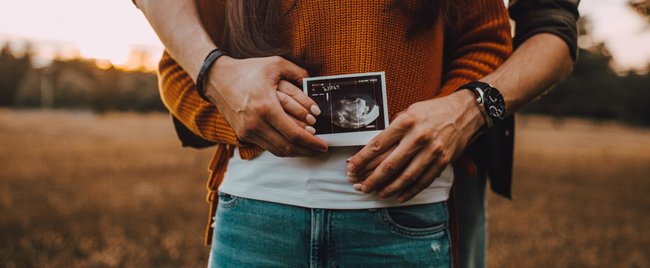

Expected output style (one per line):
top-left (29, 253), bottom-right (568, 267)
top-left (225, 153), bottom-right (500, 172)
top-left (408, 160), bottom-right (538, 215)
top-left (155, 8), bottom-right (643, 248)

top-left (346, 90), bottom-right (484, 202)
top-left (205, 55), bottom-right (328, 157)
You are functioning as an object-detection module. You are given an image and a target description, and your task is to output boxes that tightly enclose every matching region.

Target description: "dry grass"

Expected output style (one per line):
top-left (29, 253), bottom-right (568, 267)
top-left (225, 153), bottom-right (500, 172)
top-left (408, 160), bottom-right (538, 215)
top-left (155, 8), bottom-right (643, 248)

top-left (0, 110), bottom-right (213, 267)
top-left (0, 110), bottom-right (648, 267)
top-left (489, 116), bottom-right (650, 267)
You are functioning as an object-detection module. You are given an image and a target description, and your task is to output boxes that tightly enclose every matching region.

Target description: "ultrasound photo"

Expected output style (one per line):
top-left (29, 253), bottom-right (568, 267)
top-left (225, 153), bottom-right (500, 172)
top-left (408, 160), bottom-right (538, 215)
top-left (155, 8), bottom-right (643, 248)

top-left (303, 72), bottom-right (388, 146)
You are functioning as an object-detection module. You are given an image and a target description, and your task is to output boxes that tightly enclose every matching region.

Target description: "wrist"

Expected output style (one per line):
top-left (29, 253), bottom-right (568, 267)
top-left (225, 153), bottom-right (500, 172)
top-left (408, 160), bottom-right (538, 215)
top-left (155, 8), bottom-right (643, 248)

top-left (204, 55), bottom-right (234, 102)
top-left (208, 55), bottom-right (236, 95)
top-left (456, 81), bottom-right (506, 129)
top-left (210, 55), bottom-right (234, 77)
top-left (196, 49), bottom-right (229, 103)
top-left (453, 90), bottom-right (485, 134)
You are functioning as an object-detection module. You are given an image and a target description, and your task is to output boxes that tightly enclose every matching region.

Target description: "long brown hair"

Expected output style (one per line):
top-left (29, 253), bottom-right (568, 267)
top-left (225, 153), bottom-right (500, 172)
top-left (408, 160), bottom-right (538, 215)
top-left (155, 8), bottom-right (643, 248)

top-left (218, 0), bottom-right (463, 59)
top-left (219, 1), bottom-right (289, 59)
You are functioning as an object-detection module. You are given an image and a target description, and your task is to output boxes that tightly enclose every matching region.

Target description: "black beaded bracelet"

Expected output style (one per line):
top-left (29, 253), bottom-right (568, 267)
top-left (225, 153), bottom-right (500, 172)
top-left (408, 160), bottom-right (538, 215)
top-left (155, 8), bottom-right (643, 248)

top-left (196, 48), bottom-right (227, 103)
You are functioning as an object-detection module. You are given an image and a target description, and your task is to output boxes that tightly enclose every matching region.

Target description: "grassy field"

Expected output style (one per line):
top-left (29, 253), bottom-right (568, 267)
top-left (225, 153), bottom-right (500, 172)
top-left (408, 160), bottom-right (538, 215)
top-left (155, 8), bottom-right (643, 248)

top-left (0, 110), bottom-right (648, 267)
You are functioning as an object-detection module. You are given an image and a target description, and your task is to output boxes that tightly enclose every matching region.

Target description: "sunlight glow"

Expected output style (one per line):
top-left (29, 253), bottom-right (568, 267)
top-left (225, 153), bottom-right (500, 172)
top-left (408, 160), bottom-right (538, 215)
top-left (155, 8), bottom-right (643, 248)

top-left (0, 0), bottom-right (648, 72)
top-left (579, 0), bottom-right (650, 73)
top-left (0, 0), bottom-right (163, 70)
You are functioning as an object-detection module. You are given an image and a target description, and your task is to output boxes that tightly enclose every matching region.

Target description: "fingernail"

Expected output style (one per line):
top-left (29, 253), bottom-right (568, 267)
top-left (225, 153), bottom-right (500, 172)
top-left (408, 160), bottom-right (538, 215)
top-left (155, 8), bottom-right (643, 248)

top-left (306, 114), bottom-right (316, 125)
top-left (353, 184), bottom-right (363, 191)
top-left (305, 126), bottom-right (316, 135)
top-left (318, 143), bottom-right (328, 152)
top-left (310, 105), bottom-right (321, 116)
top-left (347, 176), bottom-right (358, 183)
top-left (346, 171), bottom-right (355, 177)
top-left (346, 162), bottom-right (355, 172)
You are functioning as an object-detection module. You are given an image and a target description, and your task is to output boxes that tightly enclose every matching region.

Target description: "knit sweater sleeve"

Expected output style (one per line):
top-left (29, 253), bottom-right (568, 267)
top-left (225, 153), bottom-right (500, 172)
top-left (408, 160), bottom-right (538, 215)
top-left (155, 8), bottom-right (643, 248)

top-left (439, 0), bottom-right (513, 95)
top-left (158, 50), bottom-right (240, 145)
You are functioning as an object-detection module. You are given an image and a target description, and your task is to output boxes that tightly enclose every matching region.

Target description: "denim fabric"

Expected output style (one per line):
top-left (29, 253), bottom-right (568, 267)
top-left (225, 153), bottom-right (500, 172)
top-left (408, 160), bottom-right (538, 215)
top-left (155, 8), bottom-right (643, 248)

top-left (454, 172), bottom-right (488, 268)
top-left (208, 192), bottom-right (452, 268)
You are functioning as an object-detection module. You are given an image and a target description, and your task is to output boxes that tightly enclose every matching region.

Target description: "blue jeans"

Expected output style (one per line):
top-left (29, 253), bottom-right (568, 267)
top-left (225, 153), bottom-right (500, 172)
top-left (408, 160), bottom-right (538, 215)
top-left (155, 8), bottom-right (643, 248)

top-left (208, 192), bottom-right (452, 267)
top-left (454, 171), bottom-right (487, 268)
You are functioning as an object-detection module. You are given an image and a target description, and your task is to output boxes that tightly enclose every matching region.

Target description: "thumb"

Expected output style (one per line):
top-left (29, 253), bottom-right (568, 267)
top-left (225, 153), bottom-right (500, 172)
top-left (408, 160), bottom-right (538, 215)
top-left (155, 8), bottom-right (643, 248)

top-left (276, 57), bottom-right (309, 84)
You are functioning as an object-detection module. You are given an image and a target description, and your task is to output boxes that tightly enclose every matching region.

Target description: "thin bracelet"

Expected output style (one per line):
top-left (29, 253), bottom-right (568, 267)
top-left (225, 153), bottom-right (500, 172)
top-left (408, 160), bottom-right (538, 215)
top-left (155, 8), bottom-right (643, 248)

top-left (196, 48), bottom-right (227, 103)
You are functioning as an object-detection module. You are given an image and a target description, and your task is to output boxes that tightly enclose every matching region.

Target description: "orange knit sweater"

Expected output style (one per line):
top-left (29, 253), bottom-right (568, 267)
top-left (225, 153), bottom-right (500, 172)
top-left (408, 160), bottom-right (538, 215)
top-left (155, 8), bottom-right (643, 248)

top-left (158, 0), bottom-right (512, 244)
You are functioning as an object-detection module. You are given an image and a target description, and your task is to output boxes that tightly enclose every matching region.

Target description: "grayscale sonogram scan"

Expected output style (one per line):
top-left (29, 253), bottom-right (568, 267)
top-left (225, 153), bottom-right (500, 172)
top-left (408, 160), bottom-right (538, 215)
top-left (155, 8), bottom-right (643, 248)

top-left (303, 72), bottom-right (388, 146)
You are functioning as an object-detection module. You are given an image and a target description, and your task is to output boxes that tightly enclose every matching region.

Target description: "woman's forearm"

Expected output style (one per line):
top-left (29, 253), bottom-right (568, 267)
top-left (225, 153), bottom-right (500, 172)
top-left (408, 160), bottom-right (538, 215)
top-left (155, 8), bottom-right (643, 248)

top-left (135, 0), bottom-right (216, 79)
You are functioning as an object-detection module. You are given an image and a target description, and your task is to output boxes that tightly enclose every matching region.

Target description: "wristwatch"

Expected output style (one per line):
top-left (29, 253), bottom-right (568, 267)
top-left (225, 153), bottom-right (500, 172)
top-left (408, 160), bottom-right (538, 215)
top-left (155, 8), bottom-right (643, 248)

top-left (457, 81), bottom-right (506, 128)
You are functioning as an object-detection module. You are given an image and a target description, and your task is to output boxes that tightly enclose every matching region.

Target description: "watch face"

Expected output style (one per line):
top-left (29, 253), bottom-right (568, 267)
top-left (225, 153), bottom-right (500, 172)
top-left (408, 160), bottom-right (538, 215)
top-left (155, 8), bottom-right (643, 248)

top-left (484, 87), bottom-right (505, 120)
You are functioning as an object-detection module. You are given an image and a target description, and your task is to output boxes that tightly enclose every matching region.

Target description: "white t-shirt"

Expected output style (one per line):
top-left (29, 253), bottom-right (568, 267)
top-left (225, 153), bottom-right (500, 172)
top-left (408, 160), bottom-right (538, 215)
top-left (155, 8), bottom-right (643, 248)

top-left (219, 146), bottom-right (453, 209)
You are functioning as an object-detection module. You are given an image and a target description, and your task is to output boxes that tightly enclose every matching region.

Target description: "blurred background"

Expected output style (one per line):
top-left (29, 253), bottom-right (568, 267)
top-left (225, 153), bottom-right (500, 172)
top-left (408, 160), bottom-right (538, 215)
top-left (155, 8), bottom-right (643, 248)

top-left (0, 0), bottom-right (649, 267)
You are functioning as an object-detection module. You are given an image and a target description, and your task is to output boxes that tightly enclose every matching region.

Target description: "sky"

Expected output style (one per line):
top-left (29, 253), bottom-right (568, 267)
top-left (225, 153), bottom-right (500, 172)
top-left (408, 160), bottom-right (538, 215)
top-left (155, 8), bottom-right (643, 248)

top-left (0, 0), bottom-right (162, 70)
top-left (0, 0), bottom-right (649, 72)
top-left (579, 0), bottom-right (650, 72)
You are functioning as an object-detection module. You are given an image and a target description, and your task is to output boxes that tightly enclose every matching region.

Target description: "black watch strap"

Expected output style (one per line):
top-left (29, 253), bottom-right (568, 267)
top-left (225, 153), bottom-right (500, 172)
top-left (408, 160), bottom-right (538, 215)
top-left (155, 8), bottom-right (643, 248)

top-left (196, 48), bottom-right (227, 103)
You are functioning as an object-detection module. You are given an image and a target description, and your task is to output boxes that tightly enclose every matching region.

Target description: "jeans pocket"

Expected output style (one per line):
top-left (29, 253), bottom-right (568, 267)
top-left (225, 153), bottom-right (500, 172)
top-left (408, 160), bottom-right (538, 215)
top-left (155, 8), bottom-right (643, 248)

top-left (217, 192), bottom-right (240, 208)
top-left (379, 202), bottom-right (447, 237)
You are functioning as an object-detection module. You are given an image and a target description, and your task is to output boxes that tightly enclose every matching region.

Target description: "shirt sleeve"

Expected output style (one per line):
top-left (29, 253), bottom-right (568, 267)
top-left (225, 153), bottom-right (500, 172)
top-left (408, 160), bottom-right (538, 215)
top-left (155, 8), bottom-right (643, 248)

top-left (157, 50), bottom-right (241, 146)
top-left (508, 0), bottom-right (581, 61)
top-left (439, 0), bottom-right (513, 95)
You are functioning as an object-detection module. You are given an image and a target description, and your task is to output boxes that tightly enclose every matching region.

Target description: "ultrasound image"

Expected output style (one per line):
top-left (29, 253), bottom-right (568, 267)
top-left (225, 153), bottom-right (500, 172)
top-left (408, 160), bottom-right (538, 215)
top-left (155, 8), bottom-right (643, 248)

top-left (305, 74), bottom-right (386, 135)
top-left (332, 97), bottom-right (380, 129)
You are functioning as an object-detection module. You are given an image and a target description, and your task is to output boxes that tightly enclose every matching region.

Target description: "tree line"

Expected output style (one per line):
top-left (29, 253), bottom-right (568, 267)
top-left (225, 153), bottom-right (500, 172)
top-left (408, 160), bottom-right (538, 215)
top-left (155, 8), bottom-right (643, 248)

top-left (0, 43), bottom-right (649, 126)
top-left (524, 45), bottom-right (650, 126)
top-left (0, 45), bottom-right (163, 113)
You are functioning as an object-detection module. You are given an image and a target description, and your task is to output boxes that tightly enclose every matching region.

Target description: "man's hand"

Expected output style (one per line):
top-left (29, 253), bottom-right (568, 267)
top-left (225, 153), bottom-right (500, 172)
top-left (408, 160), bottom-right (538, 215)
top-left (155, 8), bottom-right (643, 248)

top-left (205, 55), bottom-right (328, 157)
top-left (346, 90), bottom-right (484, 202)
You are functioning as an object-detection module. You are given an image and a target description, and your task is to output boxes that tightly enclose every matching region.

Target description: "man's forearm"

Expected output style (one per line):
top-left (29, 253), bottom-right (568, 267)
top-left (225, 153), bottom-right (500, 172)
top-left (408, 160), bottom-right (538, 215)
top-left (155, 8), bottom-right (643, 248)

top-left (135, 0), bottom-right (216, 79)
top-left (481, 33), bottom-right (574, 116)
